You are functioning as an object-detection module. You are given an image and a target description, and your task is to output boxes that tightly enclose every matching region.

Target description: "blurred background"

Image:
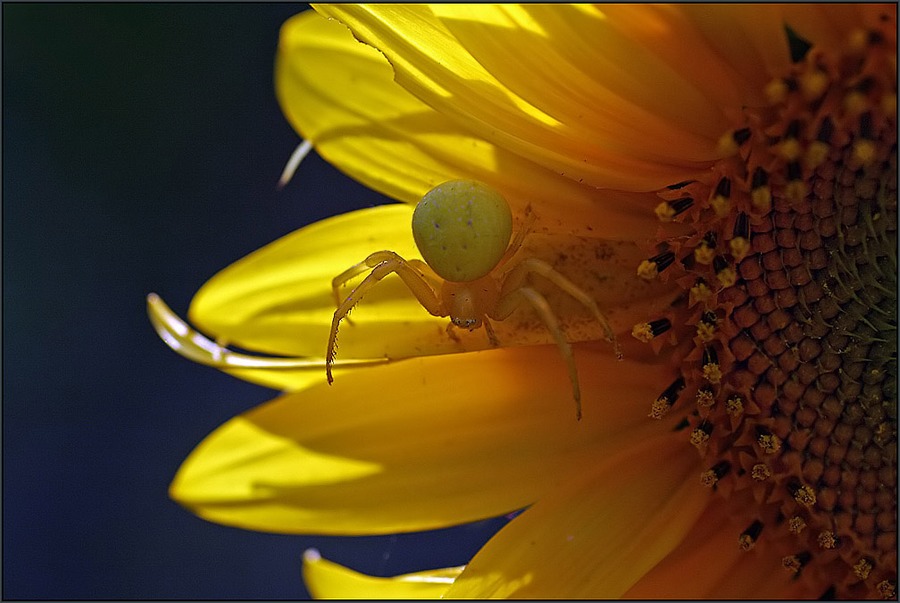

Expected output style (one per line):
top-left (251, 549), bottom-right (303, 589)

top-left (3, 4), bottom-right (507, 599)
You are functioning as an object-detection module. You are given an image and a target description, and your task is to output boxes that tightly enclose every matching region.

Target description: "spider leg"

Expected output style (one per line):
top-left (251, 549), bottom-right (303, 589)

top-left (332, 251), bottom-right (422, 307)
top-left (331, 260), bottom-right (372, 326)
top-left (483, 317), bottom-right (500, 347)
top-left (332, 253), bottom-right (437, 326)
top-left (494, 285), bottom-right (582, 420)
top-left (408, 258), bottom-right (444, 290)
top-left (444, 321), bottom-right (461, 343)
top-left (501, 257), bottom-right (622, 359)
top-left (327, 252), bottom-right (444, 384)
top-left (332, 261), bottom-right (372, 309)
top-left (496, 204), bottom-right (537, 269)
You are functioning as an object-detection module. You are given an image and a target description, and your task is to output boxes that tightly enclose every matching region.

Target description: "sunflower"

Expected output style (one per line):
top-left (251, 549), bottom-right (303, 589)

top-left (149, 4), bottom-right (897, 599)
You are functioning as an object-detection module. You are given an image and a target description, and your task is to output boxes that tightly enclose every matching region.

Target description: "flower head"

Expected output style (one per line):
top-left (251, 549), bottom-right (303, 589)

top-left (151, 4), bottom-right (897, 599)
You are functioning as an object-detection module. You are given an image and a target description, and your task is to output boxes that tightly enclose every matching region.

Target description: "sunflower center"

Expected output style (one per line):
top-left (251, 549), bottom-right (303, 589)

top-left (633, 17), bottom-right (896, 599)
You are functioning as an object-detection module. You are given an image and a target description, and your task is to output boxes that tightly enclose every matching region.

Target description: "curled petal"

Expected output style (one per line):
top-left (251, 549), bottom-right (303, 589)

top-left (147, 293), bottom-right (386, 391)
top-left (302, 549), bottom-right (461, 599)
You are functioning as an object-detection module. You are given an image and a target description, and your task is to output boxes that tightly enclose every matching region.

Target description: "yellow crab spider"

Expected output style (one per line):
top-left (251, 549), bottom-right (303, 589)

top-left (327, 179), bottom-right (619, 420)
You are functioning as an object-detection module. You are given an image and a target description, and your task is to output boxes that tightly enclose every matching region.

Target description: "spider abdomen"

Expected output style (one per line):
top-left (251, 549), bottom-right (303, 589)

top-left (412, 180), bottom-right (513, 282)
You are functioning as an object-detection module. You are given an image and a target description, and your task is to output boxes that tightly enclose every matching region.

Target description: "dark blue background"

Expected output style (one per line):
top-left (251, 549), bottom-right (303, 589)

top-left (3, 4), bottom-right (506, 599)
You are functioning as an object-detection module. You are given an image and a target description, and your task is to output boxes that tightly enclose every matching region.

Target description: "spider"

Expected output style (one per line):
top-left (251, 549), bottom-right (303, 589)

top-left (327, 179), bottom-right (619, 420)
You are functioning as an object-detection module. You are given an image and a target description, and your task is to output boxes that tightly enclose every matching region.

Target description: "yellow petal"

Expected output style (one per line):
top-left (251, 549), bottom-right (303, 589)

top-left (669, 5), bottom-right (884, 102)
top-left (313, 4), bottom-right (714, 191)
top-left (431, 5), bottom-right (730, 154)
top-left (302, 549), bottom-right (461, 599)
top-left (188, 204), bottom-right (679, 366)
top-left (676, 6), bottom-right (794, 92)
top-left (594, 5), bottom-right (758, 117)
top-left (674, 5), bottom-right (874, 94)
top-left (623, 500), bottom-right (808, 599)
top-left (169, 344), bottom-right (681, 535)
top-left (623, 501), bottom-right (742, 598)
top-left (276, 10), bottom-right (665, 238)
top-left (443, 431), bottom-right (707, 598)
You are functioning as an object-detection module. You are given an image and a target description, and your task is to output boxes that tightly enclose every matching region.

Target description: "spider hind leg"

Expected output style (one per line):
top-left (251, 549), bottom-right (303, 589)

top-left (493, 256), bottom-right (625, 420)
top-left (495, 285), bottom-right (582, 420)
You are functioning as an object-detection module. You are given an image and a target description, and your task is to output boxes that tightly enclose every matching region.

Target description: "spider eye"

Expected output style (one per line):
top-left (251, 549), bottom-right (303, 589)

top-left (412, 180), bottom-right (513, 282)
top-left (451, 316), bottom-right (480, 329)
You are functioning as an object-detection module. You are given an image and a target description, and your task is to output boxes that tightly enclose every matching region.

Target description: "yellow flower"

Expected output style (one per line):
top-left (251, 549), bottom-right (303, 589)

top-left (150, 4), bottom-right (897, 599)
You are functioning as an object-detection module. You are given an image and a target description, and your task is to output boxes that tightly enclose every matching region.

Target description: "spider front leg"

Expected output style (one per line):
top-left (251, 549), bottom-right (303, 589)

top-left (327, 251), bottom-right (444, 384)
top-left (332, 254), bottom-right (440, 308)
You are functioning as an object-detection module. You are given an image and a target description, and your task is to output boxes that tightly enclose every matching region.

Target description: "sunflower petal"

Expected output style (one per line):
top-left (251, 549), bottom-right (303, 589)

top-left (169, 345), bottom-right (680, 535)
top-left (302, 549), bottom-right (461, 599)
top-left (312, 4), bottom-right (714, 191)
top-left (431, 5), bottom-right (731, 154)
top-left (622, 500), bottom-right (807, 599)
top-left (443, 432), bottom-right (708, 598)
top-left (188, 205), bottom-right (433, 361)
top-left (276, 10), bottom-right (664, 238)
top-left (622, 501), bottom-right (742, 598)
top-left (674, 4), bottom-right (877, 93)
top-left (739, 4), bottom-right (893, 64)
top-left (187, 204), bottom-right (678, 369)
top-left (593, 5), bottom-right (758, 114)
